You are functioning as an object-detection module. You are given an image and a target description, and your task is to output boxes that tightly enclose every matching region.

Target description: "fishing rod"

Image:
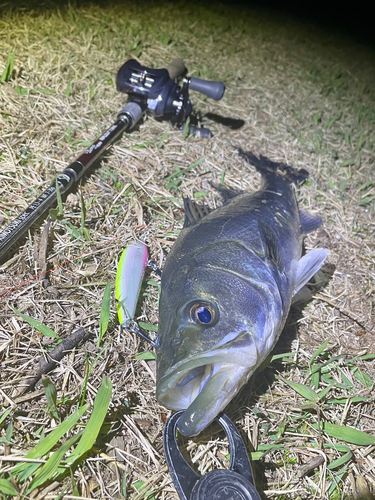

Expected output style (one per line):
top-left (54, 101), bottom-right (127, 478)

top-left (0, 58), bottom-right (225, 262)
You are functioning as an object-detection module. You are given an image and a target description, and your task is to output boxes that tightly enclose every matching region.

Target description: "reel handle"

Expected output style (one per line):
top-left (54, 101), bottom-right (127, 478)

top-left (189, 77), bottom-right (225, 101)
top-left (116, 58), bottom-right (225, 133)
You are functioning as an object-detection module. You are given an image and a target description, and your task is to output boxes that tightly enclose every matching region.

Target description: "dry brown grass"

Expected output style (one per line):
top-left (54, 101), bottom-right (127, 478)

top-left (0, 1), bottom-right (374, 498)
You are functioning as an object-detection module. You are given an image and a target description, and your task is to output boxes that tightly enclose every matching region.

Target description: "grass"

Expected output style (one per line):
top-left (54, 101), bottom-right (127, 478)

top-left (0, 0), bottom-right (375, 498)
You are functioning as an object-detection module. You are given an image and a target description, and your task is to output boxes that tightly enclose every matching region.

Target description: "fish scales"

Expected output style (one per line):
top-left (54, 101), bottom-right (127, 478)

top-left (156, 151), bottom-right (327, 436)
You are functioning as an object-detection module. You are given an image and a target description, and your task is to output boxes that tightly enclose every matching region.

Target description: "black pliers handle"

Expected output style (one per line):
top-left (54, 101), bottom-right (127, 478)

top-left (163, 411), bottom-right (262, 500)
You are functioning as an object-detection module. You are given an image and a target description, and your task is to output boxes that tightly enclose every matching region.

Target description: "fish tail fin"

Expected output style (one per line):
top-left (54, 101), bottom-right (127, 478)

top-left (238, 149), bottom-right (309, 185)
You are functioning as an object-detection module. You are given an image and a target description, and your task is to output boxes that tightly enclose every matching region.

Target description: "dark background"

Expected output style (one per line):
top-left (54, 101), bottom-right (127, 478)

top-left (220, 0), bottom-right (373, 46)
top-left (2, 0), bottom-right (373, 47)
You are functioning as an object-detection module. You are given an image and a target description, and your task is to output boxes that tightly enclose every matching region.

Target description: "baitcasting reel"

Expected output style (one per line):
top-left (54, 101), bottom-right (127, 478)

top-left (0, 58), bottom-right (225, 261)
top-left (116, 59), bottom-right (225, 137)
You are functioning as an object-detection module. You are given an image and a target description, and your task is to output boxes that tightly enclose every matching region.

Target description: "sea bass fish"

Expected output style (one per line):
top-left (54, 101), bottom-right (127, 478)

top-left (156, 151), bottom-right (327, 437)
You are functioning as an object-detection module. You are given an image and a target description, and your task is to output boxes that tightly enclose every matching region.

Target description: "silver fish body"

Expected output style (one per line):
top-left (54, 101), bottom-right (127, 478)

top-left (156, 151), bottom-right (327, 436)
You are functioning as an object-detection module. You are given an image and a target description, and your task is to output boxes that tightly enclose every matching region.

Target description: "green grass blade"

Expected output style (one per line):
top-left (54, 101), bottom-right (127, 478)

top-left (316, 422), bottom-right (375, 446)
top-left (164, 156), bottom-right (205, 182)
top-left (6, 421), bottom-right (13, 442)
top-left (0, 51), bottom-right (15, 83)
top-left (134, 480), bottom-right (156, 500)
top-left (157, 131), bottom-right (168, 149)
top-left (323, 443), bottom-right (351, 453)
top-left (309, 338), bottom-right (331, 366)
top-left (327, 450), bottom-right (353, 470)
top-left (0, 408), bottom-right (12, 425)
top-left (97, 283), bottom-right (111, 347)
top-left (79, 344), bottom-right (109, 407)
top-left (25, 405), bottom-right (89, 458)
top-left (353, 367), bottom-right (373, 388)
top-left (55, 485), bottom-right (69, 500)
top-left (339, 370), bottom-right (354, 389)
top-left (70, 468), bottom-right (79, 496)
top-left (135, 351), bottom-right (156, 360)
top-left (121, 470), bottom-right (127, 497)
top-left (62, 220), bottom-right (81, 239)
top-left (182, 116), bottom-right (190, 140)
top-left (12, 404), bottom-right (89, 478)
top-left (12, 308), bottom-right (59, 338)
top-left (328, 467), bottom-right (347, 496)
top-left (35, 88), bottom-right (55, 94)
top-left (89, 83), bottom-right (96, 100)
top-left (17, 463), bottom-right (41, 483)
top-left (0, 478), bottom-right (17, 495)
top-left (317, 385), bottom-right (333, 400)
top-left (66, 377), bottom-right (112, 464)
top-left (80, 191), bottom-right (87, 230)
top-left (270, 352), bottom-right (295, 362)
top-left (250, 451), bottom-right (267, 460)
top-left (42, 376), bottom-right (59, 421)
top-left (138, 322), bottom-right (158, 332)
top-left (310, 364), bottom-right (321, 389)
top-left (358, 354), bottom-right (375, 361)
top-left (27, 432), bottom-right (82, 492)
top-left (279, 376), bottom-right (320, 403)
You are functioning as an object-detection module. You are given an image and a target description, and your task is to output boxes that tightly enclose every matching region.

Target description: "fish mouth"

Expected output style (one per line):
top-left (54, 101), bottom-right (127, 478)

top-left (156, 332), bottom-right (257, 436)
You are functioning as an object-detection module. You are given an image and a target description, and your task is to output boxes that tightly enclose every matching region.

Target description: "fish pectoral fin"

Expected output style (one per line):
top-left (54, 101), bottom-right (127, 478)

top-left (293, 248), bottom-right (328, 295)
top-left (299, 210), bottom-right (323, 234)
top-left (183, 196), bottom-right (211, 228)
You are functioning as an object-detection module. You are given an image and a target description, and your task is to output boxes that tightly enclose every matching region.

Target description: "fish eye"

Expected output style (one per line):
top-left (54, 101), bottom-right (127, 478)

top-left (190, 302), bottom-right (217, 326)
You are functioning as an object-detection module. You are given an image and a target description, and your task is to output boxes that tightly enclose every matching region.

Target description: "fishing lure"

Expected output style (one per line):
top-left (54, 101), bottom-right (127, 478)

top-left (116, 242), bottom-right (149, 325)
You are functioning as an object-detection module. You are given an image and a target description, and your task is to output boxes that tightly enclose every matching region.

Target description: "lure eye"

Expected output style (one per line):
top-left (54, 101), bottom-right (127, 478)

top-left (190, 302), bottom-right (217, 326)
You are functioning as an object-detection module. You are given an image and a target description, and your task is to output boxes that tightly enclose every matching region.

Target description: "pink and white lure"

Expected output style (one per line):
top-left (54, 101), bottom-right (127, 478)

top-left (116, 243), bottom-right (148, 325)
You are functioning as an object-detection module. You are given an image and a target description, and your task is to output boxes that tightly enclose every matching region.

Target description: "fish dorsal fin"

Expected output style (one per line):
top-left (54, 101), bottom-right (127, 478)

top-left (213, 184), bottom-right (243, 202)
top-left (299, 210), bottom-right (323, 234)
top-left (293, 248), bottom-right (328, 294)
top-left (183, 196), bottom-right (211, 228)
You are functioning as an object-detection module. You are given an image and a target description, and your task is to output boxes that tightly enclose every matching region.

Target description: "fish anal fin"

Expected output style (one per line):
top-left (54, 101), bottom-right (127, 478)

top-left (299, 210), bottom-right (323, 234)
top-left (183, 196), bottom-right (211, 228)
top-left (293, 248), bottom-right (328, 295)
